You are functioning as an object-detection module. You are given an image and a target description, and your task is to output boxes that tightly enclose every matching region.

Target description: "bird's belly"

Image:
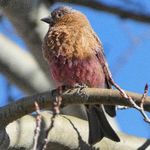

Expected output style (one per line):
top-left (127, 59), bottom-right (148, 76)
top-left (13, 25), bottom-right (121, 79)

top-left (50, 56), bottom-right (105, 88)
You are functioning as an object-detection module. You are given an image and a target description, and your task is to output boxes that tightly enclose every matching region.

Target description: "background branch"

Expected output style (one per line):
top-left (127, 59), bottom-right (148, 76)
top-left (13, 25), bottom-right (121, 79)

top-left (0, 34), bottom-right (51, 94)
top-left (54, 0), bottom-right (150, 23)
top-left (0, 0), bottom-right (54, 86)
top-left (0, 111), bottom-right (149, 150)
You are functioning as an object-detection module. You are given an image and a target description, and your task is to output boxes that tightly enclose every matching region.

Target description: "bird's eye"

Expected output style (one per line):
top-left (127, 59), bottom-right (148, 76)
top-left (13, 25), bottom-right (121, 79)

top-left (56, 13), bottom-right (63, 18)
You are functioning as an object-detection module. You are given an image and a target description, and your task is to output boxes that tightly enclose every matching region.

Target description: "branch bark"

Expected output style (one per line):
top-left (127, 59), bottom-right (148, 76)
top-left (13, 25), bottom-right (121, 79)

top-left (0, 88), bottom-right (150, 130)
top-left (0, 111), bottom-right (149, 150)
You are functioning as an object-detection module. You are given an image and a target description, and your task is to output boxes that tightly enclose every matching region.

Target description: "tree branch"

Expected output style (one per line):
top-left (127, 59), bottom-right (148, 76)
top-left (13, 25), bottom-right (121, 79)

top-left (0, 34), bottom-right (51, 94)
top-left (0, 0), bottom-right (54, 86)
top-left (0, 111), bottom-right (149, 150)
top-left (0, 88), bottom-right (150, 129)
top-left (55, 0), bottom-right (150, 23)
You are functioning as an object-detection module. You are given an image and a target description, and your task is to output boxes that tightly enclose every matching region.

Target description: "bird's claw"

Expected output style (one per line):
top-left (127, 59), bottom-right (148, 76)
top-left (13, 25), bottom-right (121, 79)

top-left (73, 84), bottom-right (88, 99)
top-left (74, 83), bottom-right (88, 89)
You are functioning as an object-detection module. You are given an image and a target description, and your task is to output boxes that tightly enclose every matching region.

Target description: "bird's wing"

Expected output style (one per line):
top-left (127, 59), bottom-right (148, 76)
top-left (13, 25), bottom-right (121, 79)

top-left (91, 30), bottom-right (116, 117)
top-left (91, 30), bottom-right (112, 89)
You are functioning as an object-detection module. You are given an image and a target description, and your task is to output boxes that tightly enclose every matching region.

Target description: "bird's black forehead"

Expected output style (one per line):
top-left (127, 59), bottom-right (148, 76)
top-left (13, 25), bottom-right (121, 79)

top-left (51, 6), bottom-right (74, 15)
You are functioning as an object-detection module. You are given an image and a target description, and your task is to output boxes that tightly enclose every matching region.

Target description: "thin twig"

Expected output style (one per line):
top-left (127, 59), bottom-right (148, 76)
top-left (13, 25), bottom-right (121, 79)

top-left (41, 112), bottom-right (56, 150)
top-left (102, 52), bottom-right (150, 124)
top-left (139, 84), bottom-right (150, 123)
top-left (41, 88), bottom-right (62, 150)
top-left (126, 85), bottom-right (150, 123)
top-left (33, 101), bottom-right (42, 150)
top-left (140, 84), bottom-right (148, 108)
top-left (112, 80), bottom-right (150, 123)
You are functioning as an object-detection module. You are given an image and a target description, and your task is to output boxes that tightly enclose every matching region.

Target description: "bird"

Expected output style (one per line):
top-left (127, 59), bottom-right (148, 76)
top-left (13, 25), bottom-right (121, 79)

top-left (41, 6), bottom-right (120, 145)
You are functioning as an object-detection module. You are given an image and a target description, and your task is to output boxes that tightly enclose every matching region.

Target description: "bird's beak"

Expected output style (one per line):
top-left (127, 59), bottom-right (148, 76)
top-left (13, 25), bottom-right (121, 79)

top-left (41, 16), bottom-right (52, 24)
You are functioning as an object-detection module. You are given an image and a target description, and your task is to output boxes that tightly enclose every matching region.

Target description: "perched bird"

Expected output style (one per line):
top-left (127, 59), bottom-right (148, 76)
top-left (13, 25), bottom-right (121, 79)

top-left (41, 6), bottom-right (120, 145)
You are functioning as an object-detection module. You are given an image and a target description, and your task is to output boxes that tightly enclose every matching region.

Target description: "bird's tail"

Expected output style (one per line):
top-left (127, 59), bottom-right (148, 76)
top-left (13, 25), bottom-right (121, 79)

top-left (87, 105), bottom-right (120, 145)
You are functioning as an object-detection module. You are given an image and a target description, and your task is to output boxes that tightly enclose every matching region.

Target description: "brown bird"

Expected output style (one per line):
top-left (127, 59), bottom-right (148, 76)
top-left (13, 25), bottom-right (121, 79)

top-left (41, 6), bottom-right (120, 145)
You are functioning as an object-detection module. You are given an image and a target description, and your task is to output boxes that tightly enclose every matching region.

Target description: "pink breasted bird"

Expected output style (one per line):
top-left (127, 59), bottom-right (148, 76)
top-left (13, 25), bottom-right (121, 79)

top-left (41, 6), bottom-right (120, 145)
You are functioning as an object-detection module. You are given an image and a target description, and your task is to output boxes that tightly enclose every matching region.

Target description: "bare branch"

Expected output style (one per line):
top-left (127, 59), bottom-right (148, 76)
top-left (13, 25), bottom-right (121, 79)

top-left (0, 34), bottom-right (51, 94)
top-left (0, 88), bottom-right (150, 130)
top-left (129, 84), bottom-right (150, 123)
top-left (55, 0), bottom-right (150, 23)
top-left (98, 47), bottom-right (150, 124)
top-left (111, 81), bottom-right (150, 124)
top-left (0, 0), bottom-right (55, 86)
top-left (1, 111), bottom-right (149, 150)
top-left (3, 0), bottom-right (149, 25)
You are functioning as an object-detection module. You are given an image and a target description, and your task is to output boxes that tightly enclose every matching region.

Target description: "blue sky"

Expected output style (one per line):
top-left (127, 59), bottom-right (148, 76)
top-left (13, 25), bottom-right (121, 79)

top-left (0, 1), bottom-right (150, 139)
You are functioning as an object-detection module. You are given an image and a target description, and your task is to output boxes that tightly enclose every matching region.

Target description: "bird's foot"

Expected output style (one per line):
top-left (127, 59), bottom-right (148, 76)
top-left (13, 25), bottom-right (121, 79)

top-left (74, 83), bottom-right (88, 89)
top-left (73, 83), bottom-right (88, 99)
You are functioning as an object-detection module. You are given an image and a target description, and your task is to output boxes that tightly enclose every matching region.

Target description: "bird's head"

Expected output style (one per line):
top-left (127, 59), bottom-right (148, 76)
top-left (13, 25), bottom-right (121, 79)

top-left (41, 6), bottom-right (89, 27)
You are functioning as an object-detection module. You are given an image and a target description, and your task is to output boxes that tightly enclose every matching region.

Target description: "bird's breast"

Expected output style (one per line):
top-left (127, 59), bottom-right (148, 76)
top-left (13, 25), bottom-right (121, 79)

top-left (50, 55), bottom-right (105, 88)
top-left (42, 26), bottom-right (96, 62)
